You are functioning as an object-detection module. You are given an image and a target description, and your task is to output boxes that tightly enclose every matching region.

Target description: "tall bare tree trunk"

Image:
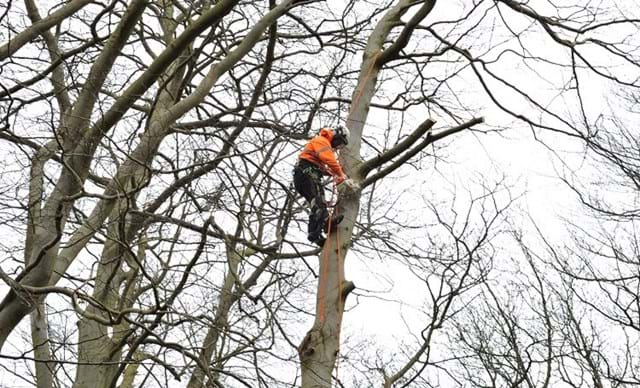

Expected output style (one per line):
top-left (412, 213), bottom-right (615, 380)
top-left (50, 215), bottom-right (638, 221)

top-left (72, 2), bottom-right (293, 386)
top-left (25, 2), bottom-right (70, 383)
top-left (298, 1), bottom-right (437, 386)
top-left (0, 0), bottom-right (149, 350)
top-left (186, 248), bottom-right (243, 388)
top-left (30, 304), bottom-right (53, 388)
top-left (186, 9), bottom-right (278, 385)
top-left (72, 203), bottom-right (141, 388)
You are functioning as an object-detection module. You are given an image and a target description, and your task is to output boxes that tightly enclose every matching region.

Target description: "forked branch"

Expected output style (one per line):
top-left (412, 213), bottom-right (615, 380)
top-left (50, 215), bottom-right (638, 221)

top-left (361, 117), bottom-right (484, 188)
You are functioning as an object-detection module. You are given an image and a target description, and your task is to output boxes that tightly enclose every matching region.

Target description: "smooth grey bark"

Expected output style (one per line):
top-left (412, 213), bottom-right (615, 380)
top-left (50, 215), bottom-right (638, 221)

top-left (44, 0), bottom-right (273, 286)
top-left (23, 2), bottom-right (70, 385)
top-left (71, 81), bottom-right (183, 388)
top-left (72, 3), bottom-right (186, 383)
top-left (72, 207), bottom-right (144, 388)
top-left (63, 1), bottom-right (294, 386)
top-left (30, 304), bottom-right (54, 388)
top-left (0, 0), bottom-right (244, 351)
top-left (186, 7), bottom-right (279, 386)
top-left (0, 0), bottom-right (149, 351)
top-left (46, 0), bottom-right (292, 287)
top-left (0, 0), bottom-right (93, 61)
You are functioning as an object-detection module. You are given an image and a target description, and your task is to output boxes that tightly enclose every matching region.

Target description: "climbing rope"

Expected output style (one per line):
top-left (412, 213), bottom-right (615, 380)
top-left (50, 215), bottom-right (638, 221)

top-left (334, 204), bottom-right (344, 381)
top-left (317, 222), bottom-right (331, 323)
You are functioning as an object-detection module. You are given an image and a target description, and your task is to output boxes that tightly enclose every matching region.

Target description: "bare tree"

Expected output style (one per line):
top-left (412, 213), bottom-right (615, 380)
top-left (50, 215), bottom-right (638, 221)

top-left (1, 0), bottom-right (640, 387)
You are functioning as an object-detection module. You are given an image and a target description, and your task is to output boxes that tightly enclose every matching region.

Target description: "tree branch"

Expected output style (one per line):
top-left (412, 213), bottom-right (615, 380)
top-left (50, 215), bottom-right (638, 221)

top-left (361, 117), bottom-right (483, 188)
top-left (359, 118), bottom-right (436, 177)
top-left (376, 0), bottom-right (436, 66)
top-left (24, 0), bottom-right (71, 114)
top-left (429, 116), bottom-right (484, 143)
top-left (0, 0), bottom-right (92, 61)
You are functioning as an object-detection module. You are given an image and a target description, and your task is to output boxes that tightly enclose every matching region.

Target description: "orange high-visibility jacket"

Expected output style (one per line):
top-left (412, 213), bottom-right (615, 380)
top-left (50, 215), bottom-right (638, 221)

top-left (299, 128), bottom-right (345, 179)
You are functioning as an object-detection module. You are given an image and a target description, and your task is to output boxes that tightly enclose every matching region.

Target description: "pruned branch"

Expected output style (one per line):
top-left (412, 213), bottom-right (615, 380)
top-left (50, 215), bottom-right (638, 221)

top-left (359, 118), bottom-right (436, 177)
top-left (429, 116), bottom-right (484, 142)
top-left (361, 117), bottom-right (483, 188)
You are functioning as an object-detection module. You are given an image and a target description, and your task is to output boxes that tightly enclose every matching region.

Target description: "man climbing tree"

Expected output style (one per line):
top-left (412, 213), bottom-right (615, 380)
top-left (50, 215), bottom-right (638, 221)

top-left (293, 126), bottom-right (355, 246)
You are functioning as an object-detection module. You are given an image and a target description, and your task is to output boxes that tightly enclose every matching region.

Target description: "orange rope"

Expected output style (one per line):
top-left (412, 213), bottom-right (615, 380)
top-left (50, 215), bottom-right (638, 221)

top-left (317, 214), bottom-right (331, 323)
top-left (317, 182), bottom-right (338, 324)
top-left (335, 206), bottom-right (344, 382)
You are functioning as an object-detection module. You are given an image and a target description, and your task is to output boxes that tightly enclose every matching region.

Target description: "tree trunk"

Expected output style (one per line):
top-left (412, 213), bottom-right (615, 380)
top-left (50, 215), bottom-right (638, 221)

top-left (299, 224), bottom-right (356, 387)
top-left (0, 0), bottom-right (148, 350)
top-left (30, 303), bottom-right (53, 388)
top-left (186, 248), bottom-right (242, 388)
top-left (72, 202), bottom-right (138, 388)
top-left (298, 1), bottom-right (436, 386)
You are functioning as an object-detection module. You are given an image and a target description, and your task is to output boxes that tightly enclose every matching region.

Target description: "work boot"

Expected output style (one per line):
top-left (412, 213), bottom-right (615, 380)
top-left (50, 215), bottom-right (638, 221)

top-left (308, 233), bottom-right (326, 247)
top-left (325, 214), bottom-right (344, 232)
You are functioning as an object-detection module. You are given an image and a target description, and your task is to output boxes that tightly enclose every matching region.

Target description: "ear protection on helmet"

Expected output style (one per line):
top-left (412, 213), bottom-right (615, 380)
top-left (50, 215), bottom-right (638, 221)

top-left (331, 126), bottom-right (350, 148)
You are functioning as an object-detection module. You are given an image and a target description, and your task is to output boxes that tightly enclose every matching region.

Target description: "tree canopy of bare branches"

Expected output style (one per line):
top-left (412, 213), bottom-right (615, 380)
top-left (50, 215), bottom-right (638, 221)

top-left (1, 0), bottom-right (639, 387)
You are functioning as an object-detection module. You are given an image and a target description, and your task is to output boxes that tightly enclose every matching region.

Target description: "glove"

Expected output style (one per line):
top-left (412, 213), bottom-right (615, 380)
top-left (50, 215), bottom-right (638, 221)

top-left (338, 179), bottom-right (360, 197)
top-left (341, 179), bottom-right (360, 191)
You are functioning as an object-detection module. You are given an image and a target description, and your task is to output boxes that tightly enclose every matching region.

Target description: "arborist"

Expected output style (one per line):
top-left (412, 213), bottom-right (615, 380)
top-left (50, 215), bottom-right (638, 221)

top-left (293, 126), bottom-right (356, 246)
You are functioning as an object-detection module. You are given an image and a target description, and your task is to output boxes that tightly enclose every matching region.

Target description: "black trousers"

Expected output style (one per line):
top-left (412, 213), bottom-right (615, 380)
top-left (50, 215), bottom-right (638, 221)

top-left (293, 161), bottom-right (328, 239)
